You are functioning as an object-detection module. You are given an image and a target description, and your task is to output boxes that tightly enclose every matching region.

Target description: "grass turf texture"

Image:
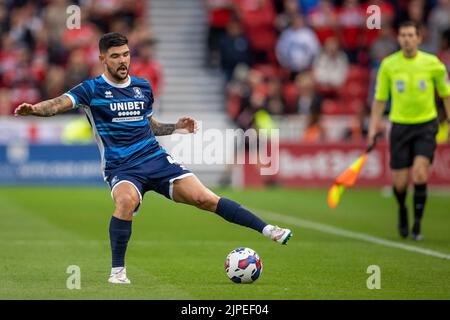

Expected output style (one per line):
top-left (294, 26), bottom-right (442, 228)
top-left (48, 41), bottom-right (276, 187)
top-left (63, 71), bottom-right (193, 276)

top-left (0, 187), bottom-right (449, 299)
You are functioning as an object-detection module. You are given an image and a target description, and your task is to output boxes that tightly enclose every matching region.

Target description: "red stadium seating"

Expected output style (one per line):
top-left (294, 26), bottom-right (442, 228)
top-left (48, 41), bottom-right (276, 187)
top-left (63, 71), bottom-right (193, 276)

top-left (282, 82), bottom-right (299, 114)
top-left (253, 64), bottom-right (281, 80)
top-left (227, 93), bottom-right (241, 120)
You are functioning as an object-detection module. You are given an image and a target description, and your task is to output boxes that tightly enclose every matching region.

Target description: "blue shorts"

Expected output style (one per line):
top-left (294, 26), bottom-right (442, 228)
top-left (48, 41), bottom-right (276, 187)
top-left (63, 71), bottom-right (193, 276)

top-left (105, 152), bottom-right (193, 213)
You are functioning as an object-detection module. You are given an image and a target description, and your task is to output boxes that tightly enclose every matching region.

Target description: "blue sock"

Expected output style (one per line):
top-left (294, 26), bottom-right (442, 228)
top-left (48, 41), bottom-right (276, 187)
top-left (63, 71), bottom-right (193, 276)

top-left (109, 216), bottom-right (132, 268)
top-left (215, 197), bottom-right (267, 233)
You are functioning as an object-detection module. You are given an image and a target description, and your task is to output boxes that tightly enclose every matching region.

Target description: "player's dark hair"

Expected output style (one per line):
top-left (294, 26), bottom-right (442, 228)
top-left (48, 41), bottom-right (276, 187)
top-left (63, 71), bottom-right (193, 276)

top-left (398, 21), bottom-right (421, 36)
top-left (99, 32), bottom-right (128, 53)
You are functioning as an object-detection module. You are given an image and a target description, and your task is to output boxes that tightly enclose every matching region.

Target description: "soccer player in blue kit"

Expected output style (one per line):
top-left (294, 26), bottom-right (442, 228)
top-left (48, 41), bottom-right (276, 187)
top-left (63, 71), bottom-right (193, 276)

top-left (15, 33), bottom-right (292, 284)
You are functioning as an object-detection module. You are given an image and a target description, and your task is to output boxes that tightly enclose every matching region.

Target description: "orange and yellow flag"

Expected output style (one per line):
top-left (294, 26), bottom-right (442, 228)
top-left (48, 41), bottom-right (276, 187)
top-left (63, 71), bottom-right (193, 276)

top-left (327, 153), bottom-right (368, 208)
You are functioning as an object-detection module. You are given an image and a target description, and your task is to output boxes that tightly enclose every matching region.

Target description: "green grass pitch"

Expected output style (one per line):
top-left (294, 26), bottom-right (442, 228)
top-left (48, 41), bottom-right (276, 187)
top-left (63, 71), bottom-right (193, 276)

top-left (0, 187), bottom-right (449, 299)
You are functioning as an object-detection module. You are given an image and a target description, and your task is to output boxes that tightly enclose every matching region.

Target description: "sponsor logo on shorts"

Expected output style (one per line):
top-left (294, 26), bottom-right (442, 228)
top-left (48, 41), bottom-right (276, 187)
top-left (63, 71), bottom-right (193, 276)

top-left (111, 175), bottom-right (119, 187)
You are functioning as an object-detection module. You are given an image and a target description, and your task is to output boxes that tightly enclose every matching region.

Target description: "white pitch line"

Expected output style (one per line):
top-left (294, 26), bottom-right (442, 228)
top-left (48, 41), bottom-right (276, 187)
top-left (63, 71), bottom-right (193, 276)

top-left (253, 209), bottom-right (450, 261)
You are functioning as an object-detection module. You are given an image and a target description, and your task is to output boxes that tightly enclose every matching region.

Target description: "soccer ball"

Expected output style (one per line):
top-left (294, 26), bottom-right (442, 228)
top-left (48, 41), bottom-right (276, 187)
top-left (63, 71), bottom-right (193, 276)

top-left (225, 247), bottom-right (263, 284)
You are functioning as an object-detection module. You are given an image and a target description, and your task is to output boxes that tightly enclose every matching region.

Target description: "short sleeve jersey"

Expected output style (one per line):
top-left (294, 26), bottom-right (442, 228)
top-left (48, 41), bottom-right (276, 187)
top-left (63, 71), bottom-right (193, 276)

top-left (375, 50), bottom-right (450, 124)
top-left (64, 74), bottom-right (165, 175)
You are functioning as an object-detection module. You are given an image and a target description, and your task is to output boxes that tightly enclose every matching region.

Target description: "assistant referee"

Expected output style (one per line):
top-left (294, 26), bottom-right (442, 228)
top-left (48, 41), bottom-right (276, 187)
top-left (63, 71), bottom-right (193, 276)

top-left (368, 21), bottom-right (450, 241)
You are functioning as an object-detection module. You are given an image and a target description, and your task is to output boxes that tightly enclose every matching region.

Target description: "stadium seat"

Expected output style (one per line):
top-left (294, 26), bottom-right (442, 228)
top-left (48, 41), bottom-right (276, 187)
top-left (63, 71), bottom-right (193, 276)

top-left (340, 80), bottom-right (368, 101)
top-left (347, 98), bottom-right (365, 114)
top-left (321, 98), bottom-right (363, 115)
top-left (347, 65), bottom-right (370, 82)
top-left (253, 64), bottom-right (280, 80)
top-left (227, 93), bottom-right (241, 120)
top-left (282, 82), bottom-right (299, 114)
top-left (321, 99), bottom-right (340, 115)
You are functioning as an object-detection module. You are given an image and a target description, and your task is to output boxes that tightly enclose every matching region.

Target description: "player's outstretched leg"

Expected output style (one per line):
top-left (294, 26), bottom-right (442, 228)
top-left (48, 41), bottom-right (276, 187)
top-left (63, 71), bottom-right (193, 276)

top-left (172, 175), bottom-right (292, 244)
top-left (108, 182), bottom-right (140, 284)
top-left (392, 169), bottom-right (409, 239)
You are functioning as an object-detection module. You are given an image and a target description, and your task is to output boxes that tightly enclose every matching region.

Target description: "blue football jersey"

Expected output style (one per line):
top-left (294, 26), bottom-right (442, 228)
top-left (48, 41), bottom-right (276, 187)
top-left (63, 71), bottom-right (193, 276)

top-left (64, 74), bottom-right (165, 176)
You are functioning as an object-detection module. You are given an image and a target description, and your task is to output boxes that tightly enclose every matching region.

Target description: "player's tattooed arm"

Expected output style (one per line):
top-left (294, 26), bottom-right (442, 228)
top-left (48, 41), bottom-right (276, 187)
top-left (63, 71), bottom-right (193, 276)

top-left (14, 95), bottom-right (73, 117)
top-left (149, 117), bottom-right (176, 136)
top-left (149, 116), bottom-right (198, 135)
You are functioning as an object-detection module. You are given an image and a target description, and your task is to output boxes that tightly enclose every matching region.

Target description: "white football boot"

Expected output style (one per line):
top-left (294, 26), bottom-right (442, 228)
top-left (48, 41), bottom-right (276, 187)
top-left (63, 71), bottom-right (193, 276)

top-left (264, 225), bottom-right (293, 244)
top-left (108, 267), bottom-right (131, 284)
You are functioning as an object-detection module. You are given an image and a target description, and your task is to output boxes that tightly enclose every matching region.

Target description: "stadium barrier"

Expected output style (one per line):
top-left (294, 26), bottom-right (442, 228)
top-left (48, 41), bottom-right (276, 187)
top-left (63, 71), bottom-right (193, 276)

top-left (243, 143), bottom-right (450, 187)
top-left (0, 144), bottom-right (103, 185)
top-left (1, 142), bottom-right (449, 188)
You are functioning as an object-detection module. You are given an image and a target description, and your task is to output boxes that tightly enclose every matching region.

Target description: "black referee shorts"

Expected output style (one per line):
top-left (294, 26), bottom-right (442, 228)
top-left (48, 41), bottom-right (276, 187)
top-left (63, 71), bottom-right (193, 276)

top-left (389, 119), bottom-right (438, 169)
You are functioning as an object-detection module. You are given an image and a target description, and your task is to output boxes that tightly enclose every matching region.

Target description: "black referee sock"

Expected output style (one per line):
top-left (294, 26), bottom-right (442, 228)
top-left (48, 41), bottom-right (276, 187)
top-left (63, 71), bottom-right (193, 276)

top-left (215, 198), bottom-right (267, 233)
top-left (393, 187), bottom-right (408, 237)
top-left (393, 187), bottom-right (407, 211)
top-left (413, 184), bottom-right (427, 224)
top-left (109, 216), bottom-right (132, 268)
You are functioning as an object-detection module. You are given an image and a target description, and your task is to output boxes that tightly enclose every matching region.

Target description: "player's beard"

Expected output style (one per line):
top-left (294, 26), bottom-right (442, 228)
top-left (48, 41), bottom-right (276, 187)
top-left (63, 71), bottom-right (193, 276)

top-left (107, 64), bottom-right (129, 81)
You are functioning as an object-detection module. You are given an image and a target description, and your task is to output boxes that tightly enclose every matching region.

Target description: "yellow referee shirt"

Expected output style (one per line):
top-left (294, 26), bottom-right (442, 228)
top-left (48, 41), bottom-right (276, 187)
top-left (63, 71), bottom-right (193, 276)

top-left (375, 50), bottom-right (450, 124)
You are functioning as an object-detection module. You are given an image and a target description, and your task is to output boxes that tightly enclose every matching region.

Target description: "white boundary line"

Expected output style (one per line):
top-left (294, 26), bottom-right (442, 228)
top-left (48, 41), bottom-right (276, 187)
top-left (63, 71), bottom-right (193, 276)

top-left (252, 208), bottom-right (450, 261)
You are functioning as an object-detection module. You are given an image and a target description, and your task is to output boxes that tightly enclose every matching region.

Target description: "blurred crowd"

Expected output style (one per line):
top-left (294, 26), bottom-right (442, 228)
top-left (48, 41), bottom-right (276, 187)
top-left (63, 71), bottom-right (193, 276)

top-left (1, 0), bottom-right (449, 144)
top-left (0, 0), bottom-right (163, 116)
top-left (207, 0), bottom-right (450, 142)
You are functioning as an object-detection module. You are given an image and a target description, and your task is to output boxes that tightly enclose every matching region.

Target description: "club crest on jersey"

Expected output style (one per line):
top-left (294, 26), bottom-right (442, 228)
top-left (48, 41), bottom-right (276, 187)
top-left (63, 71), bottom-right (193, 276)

top-left (395, 80), bottom-right (405, 93)
top-left (105, 90), bottom-right (113, 98)
top-left (133, 87), bottom-right (144, 98)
